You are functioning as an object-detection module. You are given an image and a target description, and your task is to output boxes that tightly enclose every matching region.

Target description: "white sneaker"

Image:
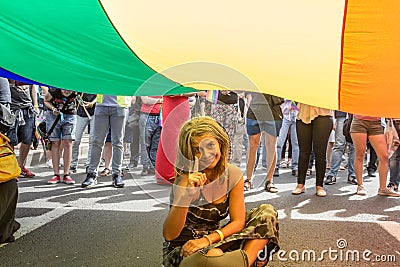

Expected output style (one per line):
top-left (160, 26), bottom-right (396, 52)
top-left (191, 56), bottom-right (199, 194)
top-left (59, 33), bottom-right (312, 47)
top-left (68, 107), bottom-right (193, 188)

top-left (378, 188), bottom-right (400, 197)
top-left (46, 159), bottom-right (53, 168)
top-left (356, 185), bottom-right (367, 196)
top-left (59, 158), bottom-right (64, 167)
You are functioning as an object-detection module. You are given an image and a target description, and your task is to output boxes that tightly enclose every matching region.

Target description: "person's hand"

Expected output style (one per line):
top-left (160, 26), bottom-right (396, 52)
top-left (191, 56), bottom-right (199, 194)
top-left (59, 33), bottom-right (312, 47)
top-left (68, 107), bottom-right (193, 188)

top-left (180, 237), bottom-right (210, 257)
top-left (187, 157), bottom-right (207, 188)
top-left (52, 107), bottom-right (60, 116)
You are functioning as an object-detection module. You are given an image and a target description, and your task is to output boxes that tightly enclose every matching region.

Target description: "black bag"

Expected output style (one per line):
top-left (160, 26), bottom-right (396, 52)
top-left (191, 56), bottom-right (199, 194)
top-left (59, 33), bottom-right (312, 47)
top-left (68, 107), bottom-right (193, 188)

top-left (0, 103), bottom-right (16, 133)
top-left (342, 114), bottom-right (353, 144)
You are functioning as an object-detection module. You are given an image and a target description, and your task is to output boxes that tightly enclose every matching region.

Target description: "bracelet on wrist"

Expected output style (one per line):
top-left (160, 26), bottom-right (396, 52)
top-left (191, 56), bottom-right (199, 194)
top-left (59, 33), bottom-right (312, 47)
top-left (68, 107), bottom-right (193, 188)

top-left (204, 235), bottom-right (212, 246)
top-left (215, 229), bottom-right (224, 241)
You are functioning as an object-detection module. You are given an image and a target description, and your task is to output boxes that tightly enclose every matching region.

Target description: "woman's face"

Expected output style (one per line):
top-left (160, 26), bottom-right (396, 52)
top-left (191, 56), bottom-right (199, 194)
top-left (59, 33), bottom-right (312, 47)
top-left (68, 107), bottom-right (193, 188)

top-left (192, 134), bottom-right (221, 171)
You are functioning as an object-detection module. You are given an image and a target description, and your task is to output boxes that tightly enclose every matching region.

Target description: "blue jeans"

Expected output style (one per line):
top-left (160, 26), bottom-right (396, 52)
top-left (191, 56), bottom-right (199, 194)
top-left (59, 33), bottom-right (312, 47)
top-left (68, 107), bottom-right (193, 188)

top-left (275, 114), bottom-right (299, 170)
top-left (389, 122), bottom-right (400, 186)
top-left (327, 117), bottom-right (355, 177)
top-left (71, 115), bottom-right (95, 168)
top-left (87, 106), bottom-right (127, 176)
top-left (139, 113), bottom-right (161, 169)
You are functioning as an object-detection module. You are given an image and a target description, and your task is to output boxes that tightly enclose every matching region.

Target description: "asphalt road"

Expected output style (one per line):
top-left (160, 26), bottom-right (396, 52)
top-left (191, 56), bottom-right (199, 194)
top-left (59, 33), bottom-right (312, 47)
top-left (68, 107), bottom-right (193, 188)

top-left (0, 161), bottom-right (399, 267)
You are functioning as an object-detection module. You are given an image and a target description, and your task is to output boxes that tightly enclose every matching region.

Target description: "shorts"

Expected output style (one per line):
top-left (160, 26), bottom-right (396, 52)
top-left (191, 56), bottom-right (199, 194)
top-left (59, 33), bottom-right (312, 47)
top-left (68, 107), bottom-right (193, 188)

top-left (350, 117), bottom-right (384, 136)
top-left (45, 111), bottom-right (76, 141)
top-left (8, 108), bottom-right (35, 146)
top-left (246, 118), bottom-right (282, 137)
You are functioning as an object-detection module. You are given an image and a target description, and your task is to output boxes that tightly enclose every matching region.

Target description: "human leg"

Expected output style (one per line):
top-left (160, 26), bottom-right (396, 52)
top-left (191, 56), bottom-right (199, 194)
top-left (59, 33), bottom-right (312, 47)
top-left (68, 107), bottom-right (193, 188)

top-left (0, 179), bottom-right (18, 244)
top-left (368, 134), bottom-right (389, 190)
top-left (71, 116), bottom-right (88, 169)
top-left (275, 118), bottom-right (290, 170)
top-left (350, 133), bottom-right (367, 187)
top-left (295, 119), bottom-right (313, 188)
top-left (311, 116), bottom-right (332, 189)
top-left (109, 106), bottom-right (127, 176)
top-left (87, 108), bottom-right (110, 175)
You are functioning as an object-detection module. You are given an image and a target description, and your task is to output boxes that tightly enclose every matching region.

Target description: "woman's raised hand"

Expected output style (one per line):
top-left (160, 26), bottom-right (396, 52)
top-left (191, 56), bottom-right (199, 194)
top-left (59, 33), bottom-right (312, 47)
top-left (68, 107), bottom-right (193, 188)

top-left (187, 157), bottom-right (207, 188)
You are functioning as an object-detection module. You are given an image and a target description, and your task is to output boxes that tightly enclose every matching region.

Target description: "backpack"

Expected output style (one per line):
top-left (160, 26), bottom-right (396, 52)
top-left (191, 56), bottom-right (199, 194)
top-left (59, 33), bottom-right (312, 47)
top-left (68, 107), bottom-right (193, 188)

top-left (0, 132), bottom-right (20, 182)
top-left (342, 114), bottom-right (353, 144)
top-left (0, 103), bottom-right (16, 133)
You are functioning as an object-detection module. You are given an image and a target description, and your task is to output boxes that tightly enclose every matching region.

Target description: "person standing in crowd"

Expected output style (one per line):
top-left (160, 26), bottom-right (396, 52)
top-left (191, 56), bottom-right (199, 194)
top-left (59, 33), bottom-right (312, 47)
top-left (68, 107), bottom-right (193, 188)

top-left (70, 93), bottom-right (96, 173)
top-left (139, 96), bottom-right (162, 176)
top-left (244, 92), bottom-right (283, 193)
top-left (388, 119), bottom-right (400, 192)
top-left (163, 116), bottom-right (279, 267)
top-left (82, 94), bottom-right (131, 188)
top-left (325, 111), bottom-right (356, 185)
top-left (44, 88), bottom-right (77, 184)
top-left (350, 115), bottom-right (400, 196)
top-left (8, 81), bottom-right (39, 178)
top-left (124, 96), bottom-right (141, 170)
top-left (274, 99), bottom-right (299, 177)
top-left (155, 95), bottom-right (191, 184)
top-left (292, 104), bottom-right (333, 197)
top-left (210, 90), bottom-right (242, 165)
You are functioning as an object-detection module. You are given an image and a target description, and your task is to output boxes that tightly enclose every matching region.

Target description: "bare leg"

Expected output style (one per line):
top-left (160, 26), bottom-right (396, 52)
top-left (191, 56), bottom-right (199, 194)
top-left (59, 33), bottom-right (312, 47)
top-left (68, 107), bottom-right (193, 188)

top-left (368, 134), bottom-right (389, 189)
top-left (246, 133), bottom-right (261, 181)
top-left (62, 139), bottom-right (73, 175)
top-left (351, 133), bottom-right (368, 185)
top-left (243, 239), bottom-right (269, 265)
top-left (51, 141), bottom-right (61, 175)
top-left (103, 142), bottom-right (112, 170)
top-left (264, 133), bottom-right (277, 183)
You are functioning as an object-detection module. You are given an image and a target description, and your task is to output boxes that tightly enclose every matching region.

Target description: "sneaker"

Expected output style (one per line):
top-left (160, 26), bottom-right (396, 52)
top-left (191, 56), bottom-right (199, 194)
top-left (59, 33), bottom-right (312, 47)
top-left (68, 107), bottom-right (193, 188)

top-left (45, 159), bottom-right (53, 168)
top-left (273, 168), bottom-right (279, 177)
top-left (324, 175), bottom-right (336, 185)
top-left (59, 158), bottom-right (64, 167)
top-left (356, 185), bottom-right (367, 196)
top-left (306, 169), bottom-right (312, 176)
top-left (387, 182), bottom-right (398, 192)
top-left (347, 175), bottom-right (357, 185)
top-left (112, 174), bottom-right (125, 188)
top-left (378, 188), bottom-right (400, 197)
top-left (70, 166), bottom-right (77, 173)
top-left (291, 169), bottom-right (298, 177)
top-left (48, 175), bottom-right (61, 184)
top-left (63, 174), bottom-right (75, 185)
top-left (367, 170), bottom-right (376, 177)
top-left (81, 173), bottom-right (97, 188)
top-left (19, 166), bottom-right (35, 178)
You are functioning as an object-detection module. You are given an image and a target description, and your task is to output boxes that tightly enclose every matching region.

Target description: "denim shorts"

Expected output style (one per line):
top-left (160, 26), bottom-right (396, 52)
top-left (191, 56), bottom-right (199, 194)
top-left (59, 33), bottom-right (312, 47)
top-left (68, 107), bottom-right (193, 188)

top-left (45, 111), bottom-right (76, 141)
top-left (8, 108), bottom-right (35, 146)
top-left (246, 118), bottom-right (282, 137)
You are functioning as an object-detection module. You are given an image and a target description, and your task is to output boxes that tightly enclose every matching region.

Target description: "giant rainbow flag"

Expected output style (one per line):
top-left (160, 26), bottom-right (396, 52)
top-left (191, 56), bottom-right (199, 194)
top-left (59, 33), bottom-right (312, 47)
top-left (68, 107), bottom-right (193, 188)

top-left (1, 0), bottom-right (400, 117)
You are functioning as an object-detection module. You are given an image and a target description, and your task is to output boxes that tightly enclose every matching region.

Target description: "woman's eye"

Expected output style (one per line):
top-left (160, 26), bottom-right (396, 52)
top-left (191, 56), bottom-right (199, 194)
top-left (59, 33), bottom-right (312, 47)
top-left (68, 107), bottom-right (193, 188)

top-left (208, 143), bottom-right (216, 148)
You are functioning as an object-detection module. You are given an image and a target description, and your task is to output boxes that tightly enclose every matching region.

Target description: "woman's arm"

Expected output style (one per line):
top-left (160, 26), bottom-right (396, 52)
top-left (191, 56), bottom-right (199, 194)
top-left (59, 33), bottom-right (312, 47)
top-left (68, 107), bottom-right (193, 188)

top-left (163, 172), bottom-right (206, 241)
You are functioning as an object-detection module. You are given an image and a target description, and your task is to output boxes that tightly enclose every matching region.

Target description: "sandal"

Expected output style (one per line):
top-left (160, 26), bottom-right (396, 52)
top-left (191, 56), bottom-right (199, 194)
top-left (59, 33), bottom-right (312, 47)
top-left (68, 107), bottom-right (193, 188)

top-left (100, 168), bottom-right (111, 176)
top-left (244, 179), bottom-right (253, 191)
top-left (265, 181), bottom-right (278, 193)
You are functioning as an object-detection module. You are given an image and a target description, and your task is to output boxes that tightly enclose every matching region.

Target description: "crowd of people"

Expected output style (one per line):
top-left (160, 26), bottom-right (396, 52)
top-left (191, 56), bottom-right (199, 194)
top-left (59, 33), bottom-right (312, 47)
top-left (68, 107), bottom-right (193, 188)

top-left (1, 78), bottom-right (399, 265)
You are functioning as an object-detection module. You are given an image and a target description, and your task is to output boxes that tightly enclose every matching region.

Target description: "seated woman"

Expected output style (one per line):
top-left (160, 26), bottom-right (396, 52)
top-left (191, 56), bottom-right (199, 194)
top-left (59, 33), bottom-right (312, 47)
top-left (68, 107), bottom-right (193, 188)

top-left (163, 116), bottom-right (279, 267)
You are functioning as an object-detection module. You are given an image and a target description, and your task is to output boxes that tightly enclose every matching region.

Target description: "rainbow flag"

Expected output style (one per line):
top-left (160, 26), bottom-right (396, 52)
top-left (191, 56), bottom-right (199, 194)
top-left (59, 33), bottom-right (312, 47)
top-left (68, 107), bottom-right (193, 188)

top-left (291, 101), bottom-right (299, 112)
top-left (206, 90), bottom-right (218, 104)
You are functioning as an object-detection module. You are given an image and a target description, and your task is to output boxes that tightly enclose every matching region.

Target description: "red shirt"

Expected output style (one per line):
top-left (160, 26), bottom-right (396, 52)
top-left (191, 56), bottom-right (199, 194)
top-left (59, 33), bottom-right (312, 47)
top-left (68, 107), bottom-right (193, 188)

top-left (140, 96), bottom-right (162, 114)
